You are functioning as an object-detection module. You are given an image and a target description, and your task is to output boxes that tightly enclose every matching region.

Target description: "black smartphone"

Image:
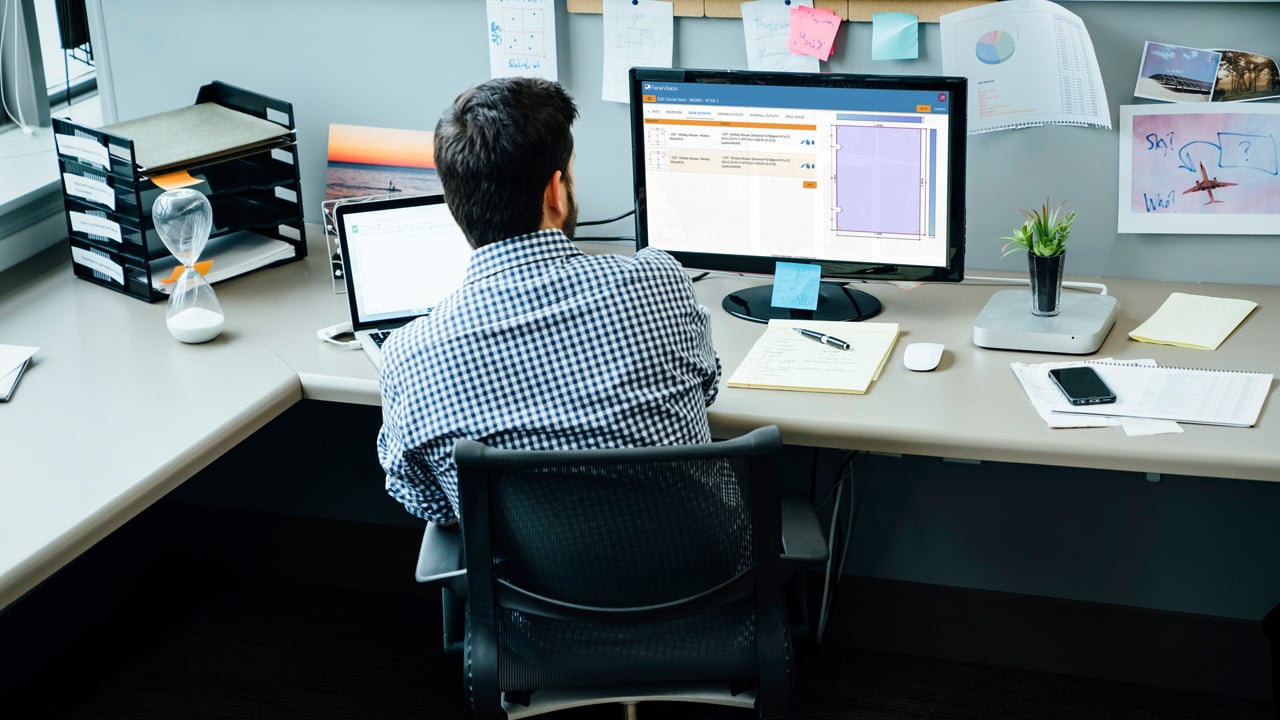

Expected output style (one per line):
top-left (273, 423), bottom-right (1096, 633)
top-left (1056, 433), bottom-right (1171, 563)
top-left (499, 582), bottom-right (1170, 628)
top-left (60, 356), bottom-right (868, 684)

top-left (1048, 366), bottom-right (1116, 406)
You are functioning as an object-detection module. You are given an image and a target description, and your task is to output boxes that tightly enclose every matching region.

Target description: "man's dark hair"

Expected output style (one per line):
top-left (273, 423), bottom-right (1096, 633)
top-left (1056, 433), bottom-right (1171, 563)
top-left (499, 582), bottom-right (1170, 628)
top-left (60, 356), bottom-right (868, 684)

top-left (434, 77), bottom-right (579, 248)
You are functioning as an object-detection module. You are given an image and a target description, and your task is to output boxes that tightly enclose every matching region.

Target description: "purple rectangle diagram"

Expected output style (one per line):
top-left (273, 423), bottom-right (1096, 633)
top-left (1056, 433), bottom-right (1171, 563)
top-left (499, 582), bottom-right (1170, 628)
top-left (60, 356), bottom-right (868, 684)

top-left (835, 126), bottom-right (922, 235)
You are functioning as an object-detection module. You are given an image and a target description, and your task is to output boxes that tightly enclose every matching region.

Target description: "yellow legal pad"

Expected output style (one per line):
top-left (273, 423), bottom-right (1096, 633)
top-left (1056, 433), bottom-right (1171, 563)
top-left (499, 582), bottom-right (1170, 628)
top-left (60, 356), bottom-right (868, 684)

top-left (1128, 292), bottom-right (1258, 351)
top-left (727, 319), bottom-right (900, 394)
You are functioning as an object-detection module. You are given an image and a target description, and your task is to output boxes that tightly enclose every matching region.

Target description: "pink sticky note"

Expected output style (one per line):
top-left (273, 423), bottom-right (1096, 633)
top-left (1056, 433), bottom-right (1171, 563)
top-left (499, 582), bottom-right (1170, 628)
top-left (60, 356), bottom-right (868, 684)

top-left (788, 6), bottom-right (841, 61)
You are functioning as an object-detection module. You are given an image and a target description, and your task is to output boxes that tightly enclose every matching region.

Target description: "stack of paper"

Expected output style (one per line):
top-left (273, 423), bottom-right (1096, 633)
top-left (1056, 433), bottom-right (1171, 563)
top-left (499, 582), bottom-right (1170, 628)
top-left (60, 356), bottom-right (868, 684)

top-left (103, 102), bottom-right (292, 174)
top-left (1011, 359), bottom-right (1188, 436)
top-left (1129, 292), bottom-right (1258, 350)
top-left (148, 230), bottom-right (296, 293)
top-left (728, 320), bottom-right (899, 395)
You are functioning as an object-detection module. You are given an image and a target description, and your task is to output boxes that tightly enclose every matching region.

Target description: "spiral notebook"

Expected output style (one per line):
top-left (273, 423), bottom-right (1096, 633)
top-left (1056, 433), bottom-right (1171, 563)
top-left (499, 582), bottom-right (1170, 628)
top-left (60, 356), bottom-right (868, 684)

top-left (1050, 362), bottom-right (1274, 427)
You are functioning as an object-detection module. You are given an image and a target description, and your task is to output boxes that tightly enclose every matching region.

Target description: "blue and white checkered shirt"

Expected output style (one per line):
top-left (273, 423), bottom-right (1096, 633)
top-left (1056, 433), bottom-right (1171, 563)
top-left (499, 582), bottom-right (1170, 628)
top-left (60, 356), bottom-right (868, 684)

top-left (377, 229), bottom-right (722, 523)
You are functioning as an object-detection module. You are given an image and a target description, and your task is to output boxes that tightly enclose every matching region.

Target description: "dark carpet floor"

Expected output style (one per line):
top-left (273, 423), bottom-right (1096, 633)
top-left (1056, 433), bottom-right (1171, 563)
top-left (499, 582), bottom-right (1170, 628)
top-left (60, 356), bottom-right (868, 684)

top-left (3, 572), bottom-right (1272, 720)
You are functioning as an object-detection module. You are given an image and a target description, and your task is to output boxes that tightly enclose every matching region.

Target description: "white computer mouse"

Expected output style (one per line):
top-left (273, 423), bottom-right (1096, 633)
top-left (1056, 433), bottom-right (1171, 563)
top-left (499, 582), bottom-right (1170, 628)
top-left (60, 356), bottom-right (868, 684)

top-left (903, 342), bottom-right (945, 372)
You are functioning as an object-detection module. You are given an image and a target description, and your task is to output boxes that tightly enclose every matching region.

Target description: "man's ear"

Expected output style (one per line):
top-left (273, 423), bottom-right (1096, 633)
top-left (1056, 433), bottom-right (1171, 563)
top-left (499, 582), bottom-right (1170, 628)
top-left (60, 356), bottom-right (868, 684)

top-left (541, 169), bottom-right (568, 228)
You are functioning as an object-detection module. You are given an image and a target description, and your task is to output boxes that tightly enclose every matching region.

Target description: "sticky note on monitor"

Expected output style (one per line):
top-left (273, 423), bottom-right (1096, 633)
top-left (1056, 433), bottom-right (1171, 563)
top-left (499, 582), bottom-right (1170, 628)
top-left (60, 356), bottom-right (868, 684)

top-left (771, 261), bottom-right (821, 310)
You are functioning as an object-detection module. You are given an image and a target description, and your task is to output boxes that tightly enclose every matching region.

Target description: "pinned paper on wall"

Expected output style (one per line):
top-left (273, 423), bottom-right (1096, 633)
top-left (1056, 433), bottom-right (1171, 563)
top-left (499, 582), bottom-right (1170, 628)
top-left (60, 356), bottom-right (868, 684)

top-left (872, 12), bottom-right (919, 61)
top-left (787, 5), bottom-right (840, 61)
top-left (741, 0), bottom-right (820, 73)
top-left (602, 0), bottom-right (674, 103)
top-left (486, 0), bottom-right (558, 81)
top-left (771, 261), bottom-right (822, 310)
top-left (1117, 102), bottom-right (1280, 235)
top-left (940, 0), bottom-right (1110, 134)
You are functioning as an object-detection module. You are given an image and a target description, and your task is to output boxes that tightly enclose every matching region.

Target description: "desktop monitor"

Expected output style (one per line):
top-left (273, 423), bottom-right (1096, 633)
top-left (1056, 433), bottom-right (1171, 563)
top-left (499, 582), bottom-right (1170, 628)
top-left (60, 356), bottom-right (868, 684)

top-left (629, 68), bottom-right (967, 322)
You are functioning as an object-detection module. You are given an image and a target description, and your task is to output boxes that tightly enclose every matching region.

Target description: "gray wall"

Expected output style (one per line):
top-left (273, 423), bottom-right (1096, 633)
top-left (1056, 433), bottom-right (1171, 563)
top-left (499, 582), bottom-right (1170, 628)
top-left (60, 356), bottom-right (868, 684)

top-left (92, 0), bottom-right (1280, 623)
top-left (94, 0), bottom-right (1280, 284)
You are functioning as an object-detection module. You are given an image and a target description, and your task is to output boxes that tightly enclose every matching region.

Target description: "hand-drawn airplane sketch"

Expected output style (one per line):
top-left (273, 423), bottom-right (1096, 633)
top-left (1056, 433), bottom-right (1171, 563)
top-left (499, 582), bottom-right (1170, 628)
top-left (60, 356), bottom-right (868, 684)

top-left (1182, 161), bottom-right (1238, 205)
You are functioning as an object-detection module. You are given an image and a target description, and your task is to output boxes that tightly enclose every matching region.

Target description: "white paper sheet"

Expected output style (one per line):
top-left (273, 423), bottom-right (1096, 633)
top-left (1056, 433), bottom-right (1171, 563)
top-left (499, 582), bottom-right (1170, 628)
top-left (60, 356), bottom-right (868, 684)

top-left (1011, 359), bottom-right (1123, 428)
top-left (740, 0), bottom-right (820, 73)
top-left (1009, 358), bottom-right (1180, 436)
top-left (0, 345), bottom-right (38, 379)
top-left (485, 0), bottom-right (558, 81)
top-left (1117, 103), bottom-right (1280, 235)
top-left (148, 230), bottom-right (296, 293)
top-left (602, 0), bottom-right (674, 104)
top-left (1050, 362), bottom-right (1273, 427)
top-left (939, 0), bottom-right (1109, 134)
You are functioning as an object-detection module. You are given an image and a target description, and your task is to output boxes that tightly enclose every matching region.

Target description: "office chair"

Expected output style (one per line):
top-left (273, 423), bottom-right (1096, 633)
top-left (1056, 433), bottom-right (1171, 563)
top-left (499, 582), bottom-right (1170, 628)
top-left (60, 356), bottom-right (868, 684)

top-left (415, 425), bottom-right (825, 720)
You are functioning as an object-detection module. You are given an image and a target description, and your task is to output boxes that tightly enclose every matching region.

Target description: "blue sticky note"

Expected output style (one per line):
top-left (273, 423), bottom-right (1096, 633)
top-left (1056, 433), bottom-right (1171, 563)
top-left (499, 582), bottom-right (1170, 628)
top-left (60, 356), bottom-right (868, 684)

top-left (771, 261), bottom-right (821, 310)
top-left (871, 12), bottom-right (919, 61)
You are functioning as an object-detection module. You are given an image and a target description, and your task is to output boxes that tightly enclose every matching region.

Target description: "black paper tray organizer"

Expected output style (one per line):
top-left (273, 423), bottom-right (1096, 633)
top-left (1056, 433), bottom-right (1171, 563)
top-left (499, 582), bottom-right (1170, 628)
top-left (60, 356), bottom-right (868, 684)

top-left (53, 81), bottom-right (307, 302)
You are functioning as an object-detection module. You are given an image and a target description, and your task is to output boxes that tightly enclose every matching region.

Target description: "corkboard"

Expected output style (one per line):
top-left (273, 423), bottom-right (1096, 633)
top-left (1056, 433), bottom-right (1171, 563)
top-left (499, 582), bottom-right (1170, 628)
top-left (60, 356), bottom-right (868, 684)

top-left (704, 0), bottom-right (849, 19)
top-left (566, 0), bottom-right (705, 16)
top-left (570, 0), bottom-right (993, 23)
top-left (844, 0), bottom-right (990, 22)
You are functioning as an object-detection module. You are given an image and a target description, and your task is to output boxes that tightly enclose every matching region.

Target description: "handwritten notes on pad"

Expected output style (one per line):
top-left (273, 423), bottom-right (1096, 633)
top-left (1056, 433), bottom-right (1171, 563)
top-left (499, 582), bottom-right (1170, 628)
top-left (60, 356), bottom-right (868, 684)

top-left (1129, 293), bottom-right (1258, 350)
top-left (728, 320), bottom-right (899, 395)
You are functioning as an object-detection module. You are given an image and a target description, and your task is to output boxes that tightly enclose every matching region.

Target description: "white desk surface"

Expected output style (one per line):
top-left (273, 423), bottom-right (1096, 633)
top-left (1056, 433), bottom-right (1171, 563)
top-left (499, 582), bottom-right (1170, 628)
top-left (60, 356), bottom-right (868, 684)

top-left (0, 247), bottom-right (300, 610)
top-left (2, 227), bottom-right (1278, 610)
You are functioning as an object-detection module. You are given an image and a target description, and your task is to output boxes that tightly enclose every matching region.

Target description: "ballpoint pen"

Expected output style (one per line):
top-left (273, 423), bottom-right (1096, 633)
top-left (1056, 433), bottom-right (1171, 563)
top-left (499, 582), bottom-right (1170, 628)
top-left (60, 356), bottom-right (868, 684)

top-left (793, 327), bottom-right (851, 351)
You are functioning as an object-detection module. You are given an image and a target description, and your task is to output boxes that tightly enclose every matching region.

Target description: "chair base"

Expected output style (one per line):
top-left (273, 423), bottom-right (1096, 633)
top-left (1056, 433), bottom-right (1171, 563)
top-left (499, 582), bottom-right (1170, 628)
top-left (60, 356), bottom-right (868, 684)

top-left (502, 683), bottom-right (757, 719)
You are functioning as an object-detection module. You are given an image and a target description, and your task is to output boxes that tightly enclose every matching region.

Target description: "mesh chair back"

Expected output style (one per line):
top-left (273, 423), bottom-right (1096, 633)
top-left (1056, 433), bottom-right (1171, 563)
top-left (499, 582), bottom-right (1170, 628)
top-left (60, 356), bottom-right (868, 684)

top-left (456, 427), bottom-right (786, 697)
top-left (489, 458), bottom-right (752, 605)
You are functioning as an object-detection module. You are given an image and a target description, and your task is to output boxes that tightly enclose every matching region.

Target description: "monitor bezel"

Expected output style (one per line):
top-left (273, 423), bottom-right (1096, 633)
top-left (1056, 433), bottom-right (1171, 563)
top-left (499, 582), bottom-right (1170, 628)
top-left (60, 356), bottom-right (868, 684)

top-left (628, 67), bottom-right (967, 285)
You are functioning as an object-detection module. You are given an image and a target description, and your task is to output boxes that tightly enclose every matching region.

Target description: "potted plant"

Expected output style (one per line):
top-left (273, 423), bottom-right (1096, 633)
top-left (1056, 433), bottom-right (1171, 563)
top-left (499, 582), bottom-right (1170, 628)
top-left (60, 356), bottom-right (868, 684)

top-left (1000, 198), bottom-right (1077, 316)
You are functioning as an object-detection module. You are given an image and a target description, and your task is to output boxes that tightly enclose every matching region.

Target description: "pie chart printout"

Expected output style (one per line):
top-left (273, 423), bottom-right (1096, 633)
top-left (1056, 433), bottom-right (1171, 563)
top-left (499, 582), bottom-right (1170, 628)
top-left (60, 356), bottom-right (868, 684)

top-left (976, 30), bottom-right (1015, 65)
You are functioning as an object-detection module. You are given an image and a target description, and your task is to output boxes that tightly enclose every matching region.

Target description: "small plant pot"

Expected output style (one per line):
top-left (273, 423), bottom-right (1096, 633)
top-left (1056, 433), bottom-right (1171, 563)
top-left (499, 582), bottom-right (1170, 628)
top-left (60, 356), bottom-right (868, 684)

top-left (1028, 252), bottom-right (1064, 316)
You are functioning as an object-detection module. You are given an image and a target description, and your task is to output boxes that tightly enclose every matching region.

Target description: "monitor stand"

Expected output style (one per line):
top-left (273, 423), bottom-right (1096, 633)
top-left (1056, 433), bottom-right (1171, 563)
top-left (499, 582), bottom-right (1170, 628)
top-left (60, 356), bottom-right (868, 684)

top-left (722, 282), bottom-right (882, 323)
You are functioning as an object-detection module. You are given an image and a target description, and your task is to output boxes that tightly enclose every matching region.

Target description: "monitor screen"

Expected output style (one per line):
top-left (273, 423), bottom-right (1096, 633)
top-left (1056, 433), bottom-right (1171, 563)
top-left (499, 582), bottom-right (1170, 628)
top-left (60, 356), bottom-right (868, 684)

top-left (629, 68), bottom-right (967, 322)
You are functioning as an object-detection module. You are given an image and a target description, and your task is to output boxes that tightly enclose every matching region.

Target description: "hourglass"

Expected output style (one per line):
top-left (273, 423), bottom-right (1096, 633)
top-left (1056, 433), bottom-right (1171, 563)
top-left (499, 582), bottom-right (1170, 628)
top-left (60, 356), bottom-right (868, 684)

top-left (153, 189), bottom-right (225, 343)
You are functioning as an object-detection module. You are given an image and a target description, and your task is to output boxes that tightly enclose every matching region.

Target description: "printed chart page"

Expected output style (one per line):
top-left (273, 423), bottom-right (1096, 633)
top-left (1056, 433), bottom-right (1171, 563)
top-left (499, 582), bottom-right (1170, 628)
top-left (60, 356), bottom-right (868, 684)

top-left (940, 0), bottom-right (1109, 133)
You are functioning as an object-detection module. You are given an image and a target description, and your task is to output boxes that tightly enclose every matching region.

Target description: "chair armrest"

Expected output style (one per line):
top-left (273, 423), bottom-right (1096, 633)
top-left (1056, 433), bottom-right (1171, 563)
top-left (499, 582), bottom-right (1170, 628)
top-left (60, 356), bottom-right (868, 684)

top-left (415, 522), bottom-right (466, 591)
top-left (780, 493), bottom-right (828, 579)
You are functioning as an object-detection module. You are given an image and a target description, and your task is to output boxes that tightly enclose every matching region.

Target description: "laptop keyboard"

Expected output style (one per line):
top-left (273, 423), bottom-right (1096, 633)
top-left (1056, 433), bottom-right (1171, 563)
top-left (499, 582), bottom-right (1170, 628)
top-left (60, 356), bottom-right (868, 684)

top-left (369, 329), bottom-right (392, 347)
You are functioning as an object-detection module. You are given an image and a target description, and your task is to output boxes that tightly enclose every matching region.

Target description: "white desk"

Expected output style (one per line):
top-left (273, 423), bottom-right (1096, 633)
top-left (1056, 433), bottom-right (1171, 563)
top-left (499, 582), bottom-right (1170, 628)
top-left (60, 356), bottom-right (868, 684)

top-left (696, 272), bottom-right (1280, 481)
top-left (224, 233), bottom-right (1280, 481)
top-left (2, 228), bottom-right (1278, 611)
top-left (0, 248), bottom-right (299, 610)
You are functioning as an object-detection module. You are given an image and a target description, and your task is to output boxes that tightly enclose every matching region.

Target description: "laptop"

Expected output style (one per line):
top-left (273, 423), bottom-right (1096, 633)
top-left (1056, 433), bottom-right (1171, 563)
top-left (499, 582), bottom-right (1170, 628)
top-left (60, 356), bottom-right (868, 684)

top-left (335, 193), bottom-right (473, 368)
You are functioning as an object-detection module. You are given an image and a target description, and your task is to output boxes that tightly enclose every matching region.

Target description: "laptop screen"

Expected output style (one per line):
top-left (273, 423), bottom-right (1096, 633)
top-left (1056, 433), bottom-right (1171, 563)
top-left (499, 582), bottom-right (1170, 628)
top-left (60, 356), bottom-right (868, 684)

top-left (336, 194), bottom-right (472, 330)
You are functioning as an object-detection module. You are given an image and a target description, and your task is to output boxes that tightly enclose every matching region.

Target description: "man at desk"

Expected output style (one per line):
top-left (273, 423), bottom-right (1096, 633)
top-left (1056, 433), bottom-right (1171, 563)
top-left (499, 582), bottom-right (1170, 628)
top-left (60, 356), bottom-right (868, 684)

top-left (377, 77), bottom-right (721, 523)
